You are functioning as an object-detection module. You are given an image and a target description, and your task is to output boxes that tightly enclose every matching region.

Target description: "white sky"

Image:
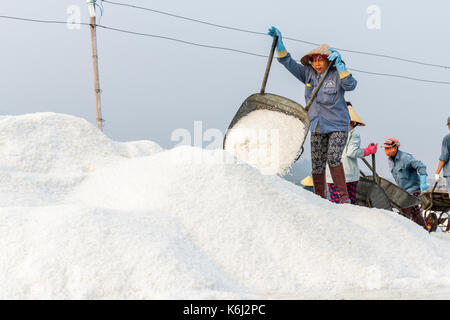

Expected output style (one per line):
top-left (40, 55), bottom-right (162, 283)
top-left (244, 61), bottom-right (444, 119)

top-left (0, 0), bottom-right (449, 182)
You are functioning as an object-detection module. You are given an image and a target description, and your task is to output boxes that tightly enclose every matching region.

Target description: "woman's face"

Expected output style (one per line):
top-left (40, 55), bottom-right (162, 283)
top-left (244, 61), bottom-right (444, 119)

top-left (311, 55), bottom-right (330, 74)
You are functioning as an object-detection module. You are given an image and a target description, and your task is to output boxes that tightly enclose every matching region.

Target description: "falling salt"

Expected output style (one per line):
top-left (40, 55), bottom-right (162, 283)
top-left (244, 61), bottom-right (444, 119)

top-left (224, 109), bottom-right (306, 175)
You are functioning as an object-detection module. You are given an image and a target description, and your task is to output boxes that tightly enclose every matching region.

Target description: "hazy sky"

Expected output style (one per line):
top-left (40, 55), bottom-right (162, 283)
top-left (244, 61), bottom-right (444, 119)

top-left (1, 0), bottom-right (449, 183)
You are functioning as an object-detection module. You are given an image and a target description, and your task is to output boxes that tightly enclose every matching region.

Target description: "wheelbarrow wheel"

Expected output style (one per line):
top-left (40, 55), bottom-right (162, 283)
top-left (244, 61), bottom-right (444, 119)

top-left (425, 211), bottom-right (438, 232)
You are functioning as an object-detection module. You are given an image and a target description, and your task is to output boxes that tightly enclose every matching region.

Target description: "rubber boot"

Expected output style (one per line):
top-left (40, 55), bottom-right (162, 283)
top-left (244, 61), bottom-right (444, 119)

top-left (312, 173), bottom-right (327, 199)
top-left (329, 164), bottom-right (351, 204)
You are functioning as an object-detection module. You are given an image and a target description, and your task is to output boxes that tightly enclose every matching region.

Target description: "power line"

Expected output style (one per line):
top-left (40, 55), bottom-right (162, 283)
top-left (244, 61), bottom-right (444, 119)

top-left (102, 0), bottom-right (265, 37)
top-left (0, 15), bottom-right (449, 85)
top-left (102, 0), bottom-right (450, 70)
top-left (0, 14), bottom-right (90, 26)
top-left (99, 24), bottom-right (450, 85)
top-left (347, 68), bottom-right (450, 85)
top-left (97, 25), bottom-right (267, 58)
top-left (0, 15), bottom-right (266, 58)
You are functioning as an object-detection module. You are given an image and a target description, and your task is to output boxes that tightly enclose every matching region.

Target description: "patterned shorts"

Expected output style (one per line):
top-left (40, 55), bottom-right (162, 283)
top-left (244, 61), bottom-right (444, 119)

top-left (328, 181), bottom-right (358, 204)
top-left (311, 131), bottom-right (348, 174)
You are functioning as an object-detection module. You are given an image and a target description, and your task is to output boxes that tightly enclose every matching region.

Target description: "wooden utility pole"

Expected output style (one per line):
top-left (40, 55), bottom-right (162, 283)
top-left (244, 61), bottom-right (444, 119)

top-left (88, 2), bottom-right (103, 131)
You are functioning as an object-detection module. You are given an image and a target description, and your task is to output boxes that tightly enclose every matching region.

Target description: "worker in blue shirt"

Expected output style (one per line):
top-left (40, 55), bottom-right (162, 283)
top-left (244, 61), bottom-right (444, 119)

top-left (268, 26), bottom-right (357, 204)
top-left (435, 116), bottom-right (450, 194)
top-left (383, 137), bottom-right (429, 227)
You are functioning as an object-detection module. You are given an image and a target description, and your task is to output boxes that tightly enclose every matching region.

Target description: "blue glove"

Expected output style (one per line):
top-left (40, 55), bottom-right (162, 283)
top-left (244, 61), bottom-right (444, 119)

top-left (328, 48), bottom-right (346, 73)
top-left (267, 26), bottom-right (286, 53)
top-left (419, 175), bottom-right (429, 192)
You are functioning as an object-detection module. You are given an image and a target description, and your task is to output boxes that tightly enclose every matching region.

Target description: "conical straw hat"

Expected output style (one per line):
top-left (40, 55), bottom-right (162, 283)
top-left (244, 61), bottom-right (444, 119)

top-left (348, 105), bottom-right (366, 126)
top-left (300, 44), bottom-right (331, 66)
top-left (300, 175), bottom-right (314, 187)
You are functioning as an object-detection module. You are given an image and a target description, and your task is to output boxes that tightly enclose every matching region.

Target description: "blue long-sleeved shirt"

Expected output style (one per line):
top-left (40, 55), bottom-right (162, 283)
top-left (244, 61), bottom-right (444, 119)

top-left (439, 133), bottom-right (450, 177)
top-left (388, 150), bottom-right (428, 193)
top-left (277, 53), bottom-right (357, 133)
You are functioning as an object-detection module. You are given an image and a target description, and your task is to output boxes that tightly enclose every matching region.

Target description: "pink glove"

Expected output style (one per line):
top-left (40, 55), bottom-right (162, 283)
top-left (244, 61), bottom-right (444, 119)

top-left (363, 143), bottom-right (378, 157)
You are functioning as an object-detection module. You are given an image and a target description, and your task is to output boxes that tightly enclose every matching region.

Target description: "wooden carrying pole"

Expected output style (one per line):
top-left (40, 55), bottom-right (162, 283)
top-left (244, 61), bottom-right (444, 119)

top-left (89, 14), bottom-right (103, 131)
top-left (260, 36), bottom-right (278, 94)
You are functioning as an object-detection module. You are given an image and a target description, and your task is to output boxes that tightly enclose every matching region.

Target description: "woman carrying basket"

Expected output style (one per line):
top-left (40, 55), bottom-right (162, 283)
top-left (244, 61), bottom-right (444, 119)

top-left (268, 26), bottom-right (358, 203)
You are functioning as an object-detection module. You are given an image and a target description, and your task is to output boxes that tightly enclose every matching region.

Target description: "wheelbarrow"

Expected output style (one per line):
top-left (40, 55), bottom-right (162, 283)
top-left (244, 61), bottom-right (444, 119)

top-left (419, 182), bottom-right (450, 232)
top-left (356, 154), bottom-right (393, 211)
top-left (223, 36), bottom-right (334, 174)
top-left (357, 155), bottom-right (425, 226)
top-left (355, 175), bottom-right (392, 211)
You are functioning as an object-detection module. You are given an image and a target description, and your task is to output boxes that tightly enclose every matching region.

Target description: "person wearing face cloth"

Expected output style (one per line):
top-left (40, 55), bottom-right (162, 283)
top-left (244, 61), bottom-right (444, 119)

top-left (383, 137), bottom-right (429, 227)
top-left (268, 26), bottom-right (357, 204)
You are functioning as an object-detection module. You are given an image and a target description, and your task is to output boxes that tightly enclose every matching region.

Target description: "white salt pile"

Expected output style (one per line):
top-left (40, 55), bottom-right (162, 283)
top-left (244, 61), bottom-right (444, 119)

top-left (1, 112), bottom-right (450, 299)
top-left (224, 110), bottom-right (306, 175)
top-left (0, 112), bottom-right (162, 207)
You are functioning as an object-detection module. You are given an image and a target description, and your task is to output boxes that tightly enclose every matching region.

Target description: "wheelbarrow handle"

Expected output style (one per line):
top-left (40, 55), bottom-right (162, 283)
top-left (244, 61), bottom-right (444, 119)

top-left (361, 157), bottom-right (380, 182)
top-left (372, 153), bottom-right (376, 182)
top-left (431, 181), bottom-right (438, 193)
top-left (260, 36), bottom-right (278, 94)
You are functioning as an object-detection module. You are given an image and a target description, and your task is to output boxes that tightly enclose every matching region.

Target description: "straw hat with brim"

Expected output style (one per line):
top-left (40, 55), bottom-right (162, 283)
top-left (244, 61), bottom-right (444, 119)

top-left (300, 43), bottom-right (344, 66)
top-left (348, 105), bottom-right (366, 126)
top-left (301, 44), bottom-right (329, 66)
top-left (300, 176), bottom-right (314, 187)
